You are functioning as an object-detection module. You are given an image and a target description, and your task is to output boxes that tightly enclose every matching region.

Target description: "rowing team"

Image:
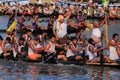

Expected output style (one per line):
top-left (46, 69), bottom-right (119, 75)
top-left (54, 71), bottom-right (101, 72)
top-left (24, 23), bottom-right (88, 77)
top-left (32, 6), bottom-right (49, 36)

top-left (0, 29), bottom-right (120, 64)
top-left (1, 10), bottom-right (120, 64)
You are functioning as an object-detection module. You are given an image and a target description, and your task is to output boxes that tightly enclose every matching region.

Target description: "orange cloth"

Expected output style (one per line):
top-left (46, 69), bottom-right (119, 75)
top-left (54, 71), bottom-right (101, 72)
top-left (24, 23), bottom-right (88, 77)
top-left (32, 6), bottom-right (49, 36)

top-left (29, 54), bottom-right (41, 60)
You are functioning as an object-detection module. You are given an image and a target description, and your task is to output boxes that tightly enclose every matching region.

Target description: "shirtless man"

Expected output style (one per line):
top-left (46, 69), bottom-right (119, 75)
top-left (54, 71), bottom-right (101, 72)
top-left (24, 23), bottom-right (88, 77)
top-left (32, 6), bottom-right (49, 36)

top-left (109, 33), bottom-right (120, 61)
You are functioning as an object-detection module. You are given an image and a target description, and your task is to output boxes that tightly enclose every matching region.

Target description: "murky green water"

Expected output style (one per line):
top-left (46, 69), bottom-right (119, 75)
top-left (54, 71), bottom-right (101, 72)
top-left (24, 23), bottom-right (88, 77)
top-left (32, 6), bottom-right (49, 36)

top-left (0, 16), bottom-right (120, 80)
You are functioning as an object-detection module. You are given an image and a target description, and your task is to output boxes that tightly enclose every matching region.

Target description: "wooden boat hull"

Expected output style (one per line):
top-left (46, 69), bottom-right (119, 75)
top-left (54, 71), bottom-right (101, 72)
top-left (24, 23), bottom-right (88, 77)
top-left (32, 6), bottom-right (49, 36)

top-left (0, 59), bottom-right (119, 68)
top-left (86, 62), bottom-right (120, 67)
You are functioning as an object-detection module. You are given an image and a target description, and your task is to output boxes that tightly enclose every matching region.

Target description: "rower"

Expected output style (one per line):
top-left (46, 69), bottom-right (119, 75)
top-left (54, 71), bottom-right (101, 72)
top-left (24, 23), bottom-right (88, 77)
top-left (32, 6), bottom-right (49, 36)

top-left (91, 15), bottom-right (107, 47)
top-left (44, 35), bottom-right (67, 62)
top-left (66, 37), bottom-right (85, 61)
top-left (28, 38), bottom-right (43, 61)
top-left (109, 33), bottom-right (120, 61)
top-left (13, 37), bottom-right (27, 60)
top-left (17, 15), bottom-right (25, 30)
top-left (1, 37), bottom-right (14, 60)
top-left (87, 38), bottom-right (105, 63)
top-left (31, 15), bottom-right (47, 30)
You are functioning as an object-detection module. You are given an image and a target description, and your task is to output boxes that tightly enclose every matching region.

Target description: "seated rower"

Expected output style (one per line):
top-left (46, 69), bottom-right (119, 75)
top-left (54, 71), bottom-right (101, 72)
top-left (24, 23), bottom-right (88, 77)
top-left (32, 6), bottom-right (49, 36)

top-left (109, 33), bottom-right (120, 61)
top-left (31, 15), bottom-right (47, 30)
top-left (13, 37), bottom-right (27, 60)
top-left (44, 35), bottom-right (67, 62)
top-left (55, 40), bottom-right (68, 61)
top-left (1, 37), bottom-right (14, 60)
top-left (87, 38), bottom-right (105, 63)
top-left (22, 29), bottom-right (32, 42)
top-left (28, 38), bottom-right (43, 61)
top-left (66, 37), bottom-right (85, 61)
top-left (17, 15), bottom-right (26, 30)
top-left (116, 46), bottom-right (120, 58)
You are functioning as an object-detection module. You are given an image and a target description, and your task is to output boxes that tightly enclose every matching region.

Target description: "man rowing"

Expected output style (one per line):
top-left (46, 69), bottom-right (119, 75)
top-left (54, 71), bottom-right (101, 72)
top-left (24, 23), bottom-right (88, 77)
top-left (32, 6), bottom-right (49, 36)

top-left (91, 14), bottom-right (107, 47)
top-left (44, 35), bottom-right (67, 62)
top-left (109, 33), bottom-right (120, 61)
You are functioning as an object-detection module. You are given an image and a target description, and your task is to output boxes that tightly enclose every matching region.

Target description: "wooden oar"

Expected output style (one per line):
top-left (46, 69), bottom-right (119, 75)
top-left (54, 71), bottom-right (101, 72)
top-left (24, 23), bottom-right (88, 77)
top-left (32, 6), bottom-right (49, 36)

top-left (43, 53), bottom-right (57, 63)
top-left (100, 9), bottom-right (109, 67)
top-left (105, 13), bottom-right (109, 49)
top-left (100, 32), bottom-right (105, 67)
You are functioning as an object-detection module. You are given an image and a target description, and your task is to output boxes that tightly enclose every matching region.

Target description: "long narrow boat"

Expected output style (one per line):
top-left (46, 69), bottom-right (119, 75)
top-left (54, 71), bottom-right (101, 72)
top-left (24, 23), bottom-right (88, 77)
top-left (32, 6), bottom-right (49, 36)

top-left (0, 58), bottom-right (120, 68)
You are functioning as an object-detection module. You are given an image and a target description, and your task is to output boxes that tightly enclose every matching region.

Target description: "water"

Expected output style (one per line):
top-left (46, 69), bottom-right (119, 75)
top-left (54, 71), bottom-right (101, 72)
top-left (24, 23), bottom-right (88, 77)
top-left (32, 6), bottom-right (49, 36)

top-left (0, 16), bottom-right (120, 80)
top-left (0, 60), bottom-right (119, 80)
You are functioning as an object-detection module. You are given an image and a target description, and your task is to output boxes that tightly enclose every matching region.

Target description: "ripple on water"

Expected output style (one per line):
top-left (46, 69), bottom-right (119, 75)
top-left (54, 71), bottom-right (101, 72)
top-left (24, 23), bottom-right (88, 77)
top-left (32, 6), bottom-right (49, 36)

top-left (0, 60), bottom-right (120, 80)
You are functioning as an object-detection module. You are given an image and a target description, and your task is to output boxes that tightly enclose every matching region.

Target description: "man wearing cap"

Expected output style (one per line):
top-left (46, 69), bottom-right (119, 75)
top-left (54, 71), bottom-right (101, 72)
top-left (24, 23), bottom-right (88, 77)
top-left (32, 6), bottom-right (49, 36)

top-left (53, 12), bottom-right (71, 44)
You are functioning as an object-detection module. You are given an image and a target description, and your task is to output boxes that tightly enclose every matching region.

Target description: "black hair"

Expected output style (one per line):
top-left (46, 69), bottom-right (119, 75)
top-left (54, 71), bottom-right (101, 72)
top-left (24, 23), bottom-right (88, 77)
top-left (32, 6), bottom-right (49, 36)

top-left (19, 37), bottom-right (25, 41)
top-left (5, 37), bottom-right (11, 43)
top-left (48, 34), bottom-right (55, 39)
top-left (112, 33), bottom-right (118, 39)
top-left (26, 29), bottom-right (32, 33)
top-left (67, 3), bottom-right (70, 6)
top-left (0, 35), bottom-right (3, 41)
top-left (70, 37), bottom-right (77, 41)
top-left (32, 29), bottom-right (42, 37)
top-left (88, 38), bottom-right (94, 44)
top-left (34, 38), bottom-right (40, 42)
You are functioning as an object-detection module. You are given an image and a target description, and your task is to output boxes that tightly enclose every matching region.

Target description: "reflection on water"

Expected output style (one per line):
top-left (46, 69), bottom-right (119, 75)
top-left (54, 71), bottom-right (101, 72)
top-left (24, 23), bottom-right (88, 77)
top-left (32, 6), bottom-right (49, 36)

top-left (0, 60), bottom-right (119, 80)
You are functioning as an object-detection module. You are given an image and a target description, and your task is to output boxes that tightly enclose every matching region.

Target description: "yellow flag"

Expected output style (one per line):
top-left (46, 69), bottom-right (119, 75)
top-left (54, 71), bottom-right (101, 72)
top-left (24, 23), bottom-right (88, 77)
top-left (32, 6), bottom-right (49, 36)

top-left (6, 21), bottom-right (17, 32)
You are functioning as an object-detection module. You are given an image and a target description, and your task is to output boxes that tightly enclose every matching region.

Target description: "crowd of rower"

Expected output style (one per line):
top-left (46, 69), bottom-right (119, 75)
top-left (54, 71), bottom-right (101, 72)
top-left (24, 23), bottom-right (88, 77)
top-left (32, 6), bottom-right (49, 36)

top-left (0, 1), bottom-right (120, 19)
top-left (0, 2), bottom-right (120, 64)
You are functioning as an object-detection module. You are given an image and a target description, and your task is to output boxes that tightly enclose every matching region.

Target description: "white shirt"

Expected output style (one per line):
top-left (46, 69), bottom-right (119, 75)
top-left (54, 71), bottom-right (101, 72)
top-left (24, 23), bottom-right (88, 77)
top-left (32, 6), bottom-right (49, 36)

top-left (91, 28), bottom-right (101, 38)
top-left (28, 41), bottom-right (42, 55)
top-left (48, 41), bottom-right (55, 51)
top-left (87, 44), bottom-right (97, 60)
top-left (91, 28), bottom-right (102, 46)
top-left (53, 19), bottom-right (67, 38)
top-left (66, 42), bottom-right (75, 58)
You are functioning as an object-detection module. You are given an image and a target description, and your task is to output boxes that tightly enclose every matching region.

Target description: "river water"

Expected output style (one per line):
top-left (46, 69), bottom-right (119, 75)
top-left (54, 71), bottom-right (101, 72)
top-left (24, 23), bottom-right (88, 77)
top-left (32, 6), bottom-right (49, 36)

top-left (0, 16), bottom-right (120, 80)
top-left (0, 59), bottom-right (120, 80)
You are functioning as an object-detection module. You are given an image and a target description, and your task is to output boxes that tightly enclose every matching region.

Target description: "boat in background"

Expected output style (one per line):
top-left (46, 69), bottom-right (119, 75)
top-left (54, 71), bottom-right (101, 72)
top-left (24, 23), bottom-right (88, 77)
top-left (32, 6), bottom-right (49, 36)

top-left (0, 0), bottom-right (29, 5)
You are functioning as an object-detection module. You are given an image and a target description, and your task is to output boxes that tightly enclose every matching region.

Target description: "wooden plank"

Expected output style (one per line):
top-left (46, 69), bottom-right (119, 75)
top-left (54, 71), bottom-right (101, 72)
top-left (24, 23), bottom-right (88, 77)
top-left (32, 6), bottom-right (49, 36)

top-left (86, 62), bottom-right (120, 66)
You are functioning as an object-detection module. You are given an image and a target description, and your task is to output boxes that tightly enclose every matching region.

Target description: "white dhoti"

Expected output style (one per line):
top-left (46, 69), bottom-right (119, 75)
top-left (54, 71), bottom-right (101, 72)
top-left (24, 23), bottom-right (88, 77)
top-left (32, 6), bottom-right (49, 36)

top-left (109, 46), bottom-right (119, 60)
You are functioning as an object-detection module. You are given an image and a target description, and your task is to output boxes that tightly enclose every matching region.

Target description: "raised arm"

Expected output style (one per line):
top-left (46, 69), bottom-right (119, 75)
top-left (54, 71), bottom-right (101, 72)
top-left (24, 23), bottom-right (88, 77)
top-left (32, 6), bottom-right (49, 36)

top-left (98, 13), bottom-right (108, 28)
top-left (53, 21), bottom-right (59, 40)
top-left (64, 10), bottom-right (72, 19)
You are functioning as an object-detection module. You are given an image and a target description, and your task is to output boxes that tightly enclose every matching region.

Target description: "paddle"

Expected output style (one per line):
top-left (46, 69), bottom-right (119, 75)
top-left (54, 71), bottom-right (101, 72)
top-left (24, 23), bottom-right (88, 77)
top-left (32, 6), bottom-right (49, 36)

top-left (100, 31), bottom-right (105, 67)
top-left (100, 9), bottom-right (109, 67)
top-left (82, 50), bottom-right (86, 65)
top-left (43, 53), bottom-right (57, 63)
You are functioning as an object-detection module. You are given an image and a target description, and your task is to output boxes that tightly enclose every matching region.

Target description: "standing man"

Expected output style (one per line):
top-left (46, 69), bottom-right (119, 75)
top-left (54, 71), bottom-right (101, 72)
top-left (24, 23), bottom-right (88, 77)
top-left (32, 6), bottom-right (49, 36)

top-left (91, 15), bottom-right (107, 47)
top-left (53, 11), bottom-right (71, 44)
